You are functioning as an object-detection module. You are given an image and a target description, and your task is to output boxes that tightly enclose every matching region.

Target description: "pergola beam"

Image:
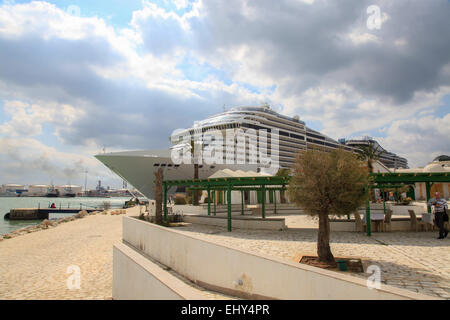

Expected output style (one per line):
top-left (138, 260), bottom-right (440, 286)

top-left (371, 172), bottom-right (450, 183)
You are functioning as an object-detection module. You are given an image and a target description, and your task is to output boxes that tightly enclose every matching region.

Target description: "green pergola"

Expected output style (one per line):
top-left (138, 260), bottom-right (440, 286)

top-left (162, 172), bottom-right (449, 235)
top-left (163, 176), bottom-right (289, 231)
top-left (367, 172), bottom-right (450, 236)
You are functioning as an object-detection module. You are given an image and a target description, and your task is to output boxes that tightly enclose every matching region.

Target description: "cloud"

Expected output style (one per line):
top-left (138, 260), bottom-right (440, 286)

top-left (376, 113), bottom-right (450, 167)
top-left (177, 0), bottom-right (450, 104)
top-left (0, 0), bottom-right (449, 189)
top-left (0, 100), bottom-right (84, 138)
top-left (0, 1), bottom-right (263, 151)
top-left (0, 136), bottom-right (116, 186)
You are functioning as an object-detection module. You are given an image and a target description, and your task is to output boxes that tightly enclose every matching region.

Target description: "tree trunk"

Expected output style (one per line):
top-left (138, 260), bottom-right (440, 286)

top-left (193, 163), bottom-right (199, 206)
top-left (368, 160), bottom-right (373, 173)
top-left (153, 168), bottom-right (163, 225)
top-left (317, 212), bottom-right (335, 263)
top-left (280, 190), bottom-right (286, 204)
top-left (368, 160), bottom-right (376, 202)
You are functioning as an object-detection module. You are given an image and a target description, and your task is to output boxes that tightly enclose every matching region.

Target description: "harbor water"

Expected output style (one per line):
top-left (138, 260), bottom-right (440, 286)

top-left (0, 197), bottom-right (130, 235)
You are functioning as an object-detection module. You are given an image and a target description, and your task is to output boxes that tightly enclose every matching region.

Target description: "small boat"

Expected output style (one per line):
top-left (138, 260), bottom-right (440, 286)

top-left (64, 192), bottom-right (76, 198)
top-left (46, 185), bottom-right (60, 197)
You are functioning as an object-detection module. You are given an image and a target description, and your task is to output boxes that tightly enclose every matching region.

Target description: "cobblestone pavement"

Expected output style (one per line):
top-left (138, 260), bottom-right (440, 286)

top-left (173, 214), bottom-right (450, 299)
top-left (0, 207), bottom-right (232, 300)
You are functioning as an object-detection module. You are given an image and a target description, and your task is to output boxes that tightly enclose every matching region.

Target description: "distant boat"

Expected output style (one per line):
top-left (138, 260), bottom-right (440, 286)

top-left (63, 185), bottom-right (76, 197)
top-left (46, 185), bottom-right (60, 197)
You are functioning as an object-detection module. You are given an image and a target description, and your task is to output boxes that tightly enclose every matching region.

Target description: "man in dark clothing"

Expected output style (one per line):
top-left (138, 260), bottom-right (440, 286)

top-left (428, 192), bottom-right (448, 239)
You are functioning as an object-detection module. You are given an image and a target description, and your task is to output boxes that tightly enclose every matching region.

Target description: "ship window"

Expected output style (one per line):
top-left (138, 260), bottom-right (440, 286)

top-left (174, 165), bottom-right (180, 168)
top-left (154, 163), bottom-right (160, 167)
top-left (168, 164), bottom-right (173, 167)
top-left (161, 163), bottom-right (166, 167)
top-left (210, 166), bottom-right (215, 169)
top-left (199, 165), bottom-right (203, 168)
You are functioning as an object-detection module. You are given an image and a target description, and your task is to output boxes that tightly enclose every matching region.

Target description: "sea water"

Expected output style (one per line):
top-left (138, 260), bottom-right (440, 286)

top-left (0, 197), bottom-right (130, 235)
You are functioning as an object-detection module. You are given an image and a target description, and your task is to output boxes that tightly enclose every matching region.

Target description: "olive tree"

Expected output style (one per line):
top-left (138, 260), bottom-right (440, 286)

top-left (288, 148), bottom-right (368, 263)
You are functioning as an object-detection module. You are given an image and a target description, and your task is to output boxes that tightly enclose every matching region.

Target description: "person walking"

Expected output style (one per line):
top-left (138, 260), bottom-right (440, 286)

top-left (428, 192), bottom-right (448, 239)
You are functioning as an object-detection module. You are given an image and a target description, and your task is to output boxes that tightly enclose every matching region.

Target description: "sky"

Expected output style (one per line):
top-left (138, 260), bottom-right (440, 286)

top-left (0, 0), bottom-right (449, 189)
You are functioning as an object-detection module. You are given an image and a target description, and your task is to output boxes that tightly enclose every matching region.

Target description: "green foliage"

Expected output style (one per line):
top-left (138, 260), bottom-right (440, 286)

top-left (275, 168), bottom-right (291, 177)
top-left (288, 148), bottom-right (369, 217)
top-left (356, 144), bottom-right (385, 173)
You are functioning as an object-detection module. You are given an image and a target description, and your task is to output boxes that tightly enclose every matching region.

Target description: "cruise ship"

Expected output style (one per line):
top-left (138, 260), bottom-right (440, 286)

top-left (339, 137), bottom-right (408, 169)
top-left (95, 105), bottom-right (403, 199)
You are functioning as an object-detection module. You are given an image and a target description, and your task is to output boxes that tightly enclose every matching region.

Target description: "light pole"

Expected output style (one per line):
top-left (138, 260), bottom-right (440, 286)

top-left (84, 170), bottom-right (88, 196)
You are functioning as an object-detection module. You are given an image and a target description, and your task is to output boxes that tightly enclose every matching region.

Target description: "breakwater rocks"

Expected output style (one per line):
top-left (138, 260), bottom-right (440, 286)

top-left (0, 209), bottom-right (127, 241)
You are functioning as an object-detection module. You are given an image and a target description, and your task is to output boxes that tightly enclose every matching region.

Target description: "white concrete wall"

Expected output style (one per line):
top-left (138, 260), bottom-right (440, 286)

top-left (389, 204), bottom-right (427, 215)
top-left (358, 204), bottom-right (427, 216)
top-left (330, 219), bottom-right (419, 232)
top-left (171, 205), bottom-right (206, 215)
top-left (183, 215), bottom-right (286, 230)
top-left (122, 216), bottom-right (432, 300)
top-left (113, 243), bottom-right (205, 300)
top-left (329, 221), bottom-right (357, 232)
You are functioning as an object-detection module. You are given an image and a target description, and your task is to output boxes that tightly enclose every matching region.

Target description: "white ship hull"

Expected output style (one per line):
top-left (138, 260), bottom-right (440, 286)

top-left (95, 149), bottom-right (257, 200)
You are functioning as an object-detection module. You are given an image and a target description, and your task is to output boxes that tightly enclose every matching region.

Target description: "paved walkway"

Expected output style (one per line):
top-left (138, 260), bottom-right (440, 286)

top-left (173, 214), bottom-right (450, 299)
top-left (2, 209), bottom-right (448, 299)
top-left (0, 209), bottom-right (134, 300)
top-left (0, 207), bottom-right (235, 300)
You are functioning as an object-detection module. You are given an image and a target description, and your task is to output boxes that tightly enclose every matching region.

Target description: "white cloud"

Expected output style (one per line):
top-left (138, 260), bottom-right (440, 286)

top-left (347, 31), bottom-right (380, 45)
top-left (376, 113), bottom-right (450, 167)
top-left (0, 136), bottom-right (119, 186)
top-left (0, 0), bottom-right (449, 184)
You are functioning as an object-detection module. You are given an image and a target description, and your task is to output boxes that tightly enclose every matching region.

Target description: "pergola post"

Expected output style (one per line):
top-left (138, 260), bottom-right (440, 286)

top-left (207, 187), bottom-right (211, 216)
top-left (262, 185), bottom-right (266, 219)
top-left (425, 182), bottom-right (431, 213)
top-left (274, 189), bottom-right (277, 214)
top-left (382, 187), bottom-right (386, 214)
top-left (163, 182), bottom-right (168, 223)
top-left (241, 190), bottom-right (244, 215)
top-left (213, 191), bottom-right (216, 216)
top-left (365, 184), bottom-right (371, 236)
top-left (227, 183), bottom-right (232, 232)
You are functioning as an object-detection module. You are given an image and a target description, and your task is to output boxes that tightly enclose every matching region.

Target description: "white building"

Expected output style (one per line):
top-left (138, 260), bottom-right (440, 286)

top-left (28, 185), bottom-right (50, 197)
top-left (0, 184), bottom-right (26, 196)
top-left (395, 155), bottom-right (450, 200)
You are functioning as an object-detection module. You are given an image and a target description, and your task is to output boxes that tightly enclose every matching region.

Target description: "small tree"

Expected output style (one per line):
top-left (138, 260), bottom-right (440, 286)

top-left (153, 168), bottom-right (164, 225)
top-left (288, 148), bottom-right (368, 263)
top-left (276, 168), bottom-right (291, 203)
top-left (356, 144), bottom-right (385, 174)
